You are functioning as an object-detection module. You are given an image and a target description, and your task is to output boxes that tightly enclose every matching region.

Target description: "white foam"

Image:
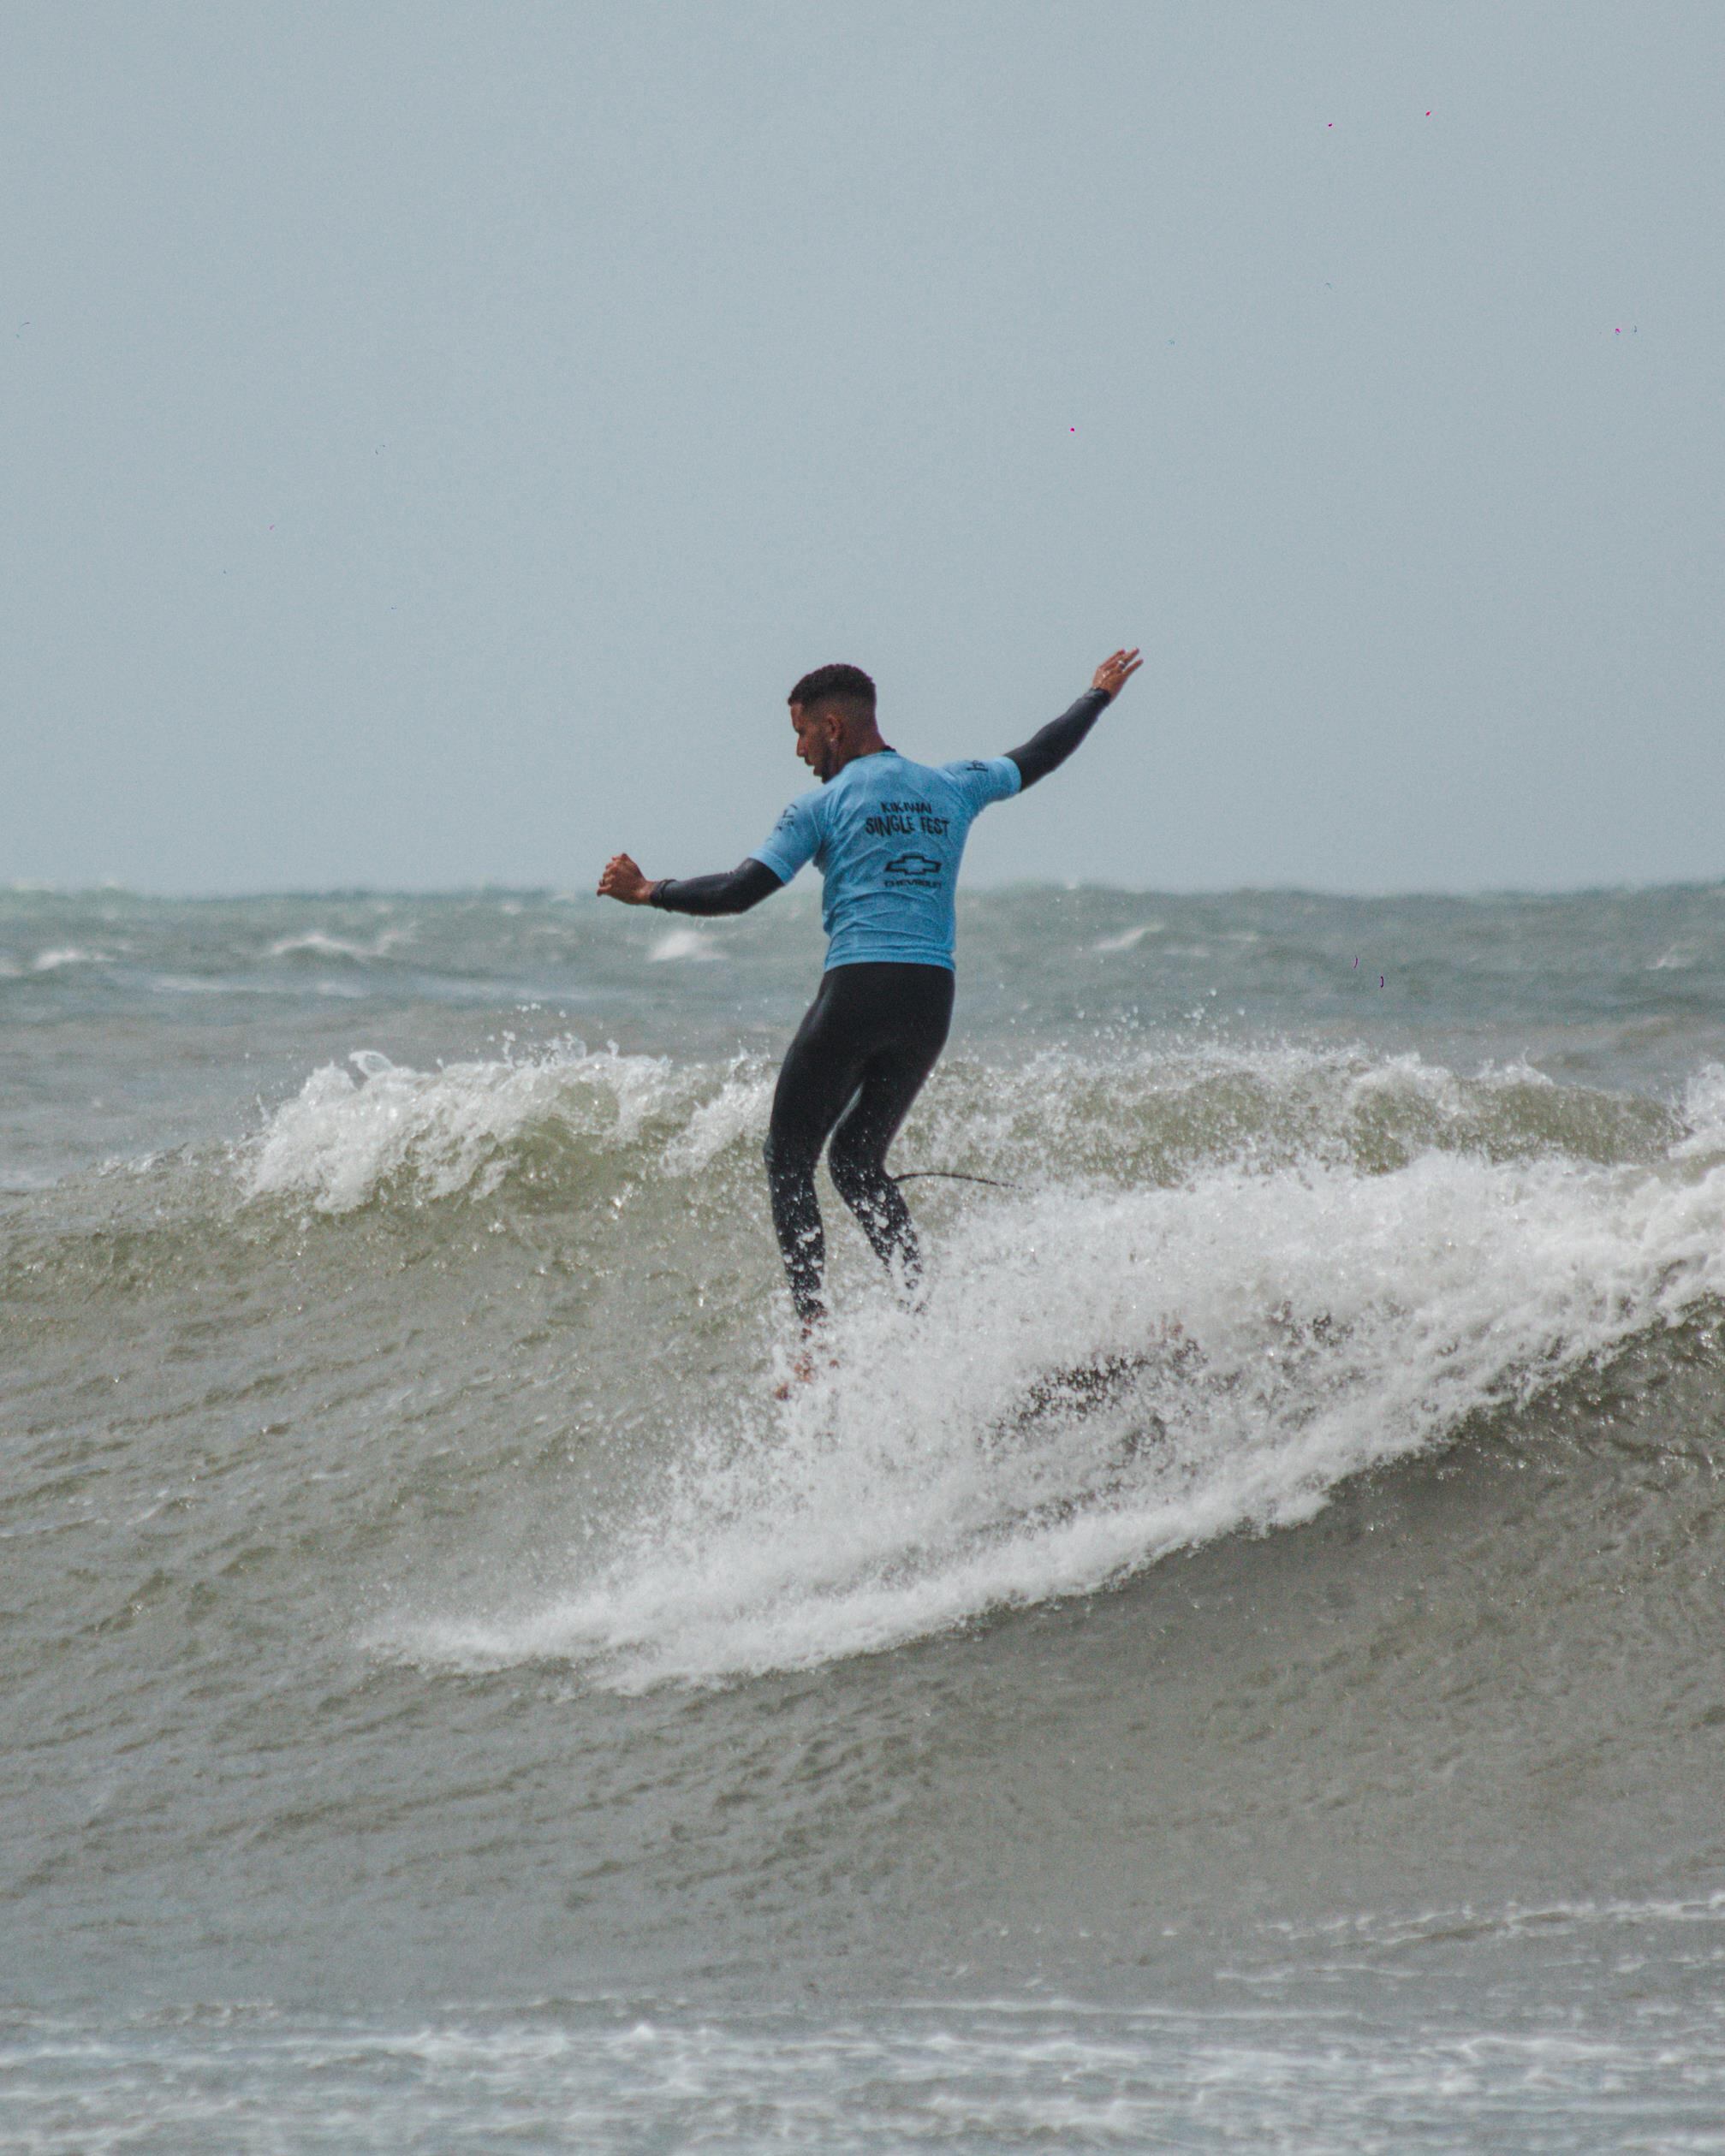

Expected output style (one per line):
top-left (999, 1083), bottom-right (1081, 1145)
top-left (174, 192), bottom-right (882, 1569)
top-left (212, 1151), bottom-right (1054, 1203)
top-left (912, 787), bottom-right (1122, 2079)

top-left (1270, 1888), bottom-right (1725, 1958)
top-left (659, 1060), bottom-right (774, 1173)
top-left (384, 1084), bottom-right (1725, 1688)
top-left (647, 925), bottom-right (725, 963)
top-left (11, 2000), bottom-right (1721, 2148)
top-left (31, 947), bottom-right (109, 971)
top-left (1094, 922), bottom-right (1165, 953)
top-left (266, 927), bottom-right (413, 961)
top-left (250, 1033), bottom-right (1616, 1232)
top-left (243, 1041), bottom-right (680, 1213)
top-left (1674, 1062), bottom-right (1725, 1159)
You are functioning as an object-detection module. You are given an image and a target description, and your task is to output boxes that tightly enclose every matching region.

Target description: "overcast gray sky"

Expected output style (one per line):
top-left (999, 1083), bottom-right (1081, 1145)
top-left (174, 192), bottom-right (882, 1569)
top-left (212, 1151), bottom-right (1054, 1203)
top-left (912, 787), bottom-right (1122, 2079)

top-left (3, 1), bottom-right (1720, 894)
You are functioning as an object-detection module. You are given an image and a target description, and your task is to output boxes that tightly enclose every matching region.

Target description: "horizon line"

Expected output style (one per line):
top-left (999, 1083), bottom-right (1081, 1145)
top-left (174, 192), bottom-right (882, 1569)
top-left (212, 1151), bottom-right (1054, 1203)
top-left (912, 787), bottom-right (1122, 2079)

top-left (5, 876), bottom-right (1723, 906)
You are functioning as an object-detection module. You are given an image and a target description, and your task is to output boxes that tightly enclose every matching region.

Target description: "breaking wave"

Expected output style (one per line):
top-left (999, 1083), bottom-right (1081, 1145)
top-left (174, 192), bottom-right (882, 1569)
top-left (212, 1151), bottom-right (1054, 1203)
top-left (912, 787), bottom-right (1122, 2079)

top-left (224, 1040), bottom-right (1725, 1688)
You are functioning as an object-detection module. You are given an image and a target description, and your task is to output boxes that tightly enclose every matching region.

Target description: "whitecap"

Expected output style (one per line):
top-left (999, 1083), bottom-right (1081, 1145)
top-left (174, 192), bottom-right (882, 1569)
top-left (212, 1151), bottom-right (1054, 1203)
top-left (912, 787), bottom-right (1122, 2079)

top-left (1093, 922), bottom-right (1165, 953)
top-left (31, 947), bottom-right (109, 971)
top-left (647, 926), bottom-right (725, 964)
top-left (241, 1038), bottom-right (685, 1213)
top-left (661, 1060), bottom-right (773, 1173)
top-left (382, 1088), bottom-right (1725, 1689)
top-left (1673, 1063), bottom-right (1725, 1159)
top-left (266, 927), bottom-right (414, 961)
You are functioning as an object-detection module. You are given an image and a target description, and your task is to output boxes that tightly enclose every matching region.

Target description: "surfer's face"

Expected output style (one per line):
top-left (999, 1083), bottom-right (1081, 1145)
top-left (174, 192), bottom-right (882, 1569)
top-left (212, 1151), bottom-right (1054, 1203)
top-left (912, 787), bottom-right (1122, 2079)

top-left (790, 701), bottom-right (846, 782)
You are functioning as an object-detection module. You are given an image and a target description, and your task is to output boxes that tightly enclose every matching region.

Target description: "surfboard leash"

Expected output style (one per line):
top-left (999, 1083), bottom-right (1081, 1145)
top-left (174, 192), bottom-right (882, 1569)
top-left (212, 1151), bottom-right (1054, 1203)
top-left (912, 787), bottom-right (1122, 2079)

top-left (890, 1169), bottom-right (1022, 1191)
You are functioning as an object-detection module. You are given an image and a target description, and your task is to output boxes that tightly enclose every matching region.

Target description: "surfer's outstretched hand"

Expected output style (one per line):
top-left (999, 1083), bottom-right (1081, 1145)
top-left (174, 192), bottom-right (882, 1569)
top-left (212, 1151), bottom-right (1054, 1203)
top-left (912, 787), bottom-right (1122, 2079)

top-left (598, 852), bottom-right (656, 905)
top-left (1092, 648), bottom-right (1142, 700)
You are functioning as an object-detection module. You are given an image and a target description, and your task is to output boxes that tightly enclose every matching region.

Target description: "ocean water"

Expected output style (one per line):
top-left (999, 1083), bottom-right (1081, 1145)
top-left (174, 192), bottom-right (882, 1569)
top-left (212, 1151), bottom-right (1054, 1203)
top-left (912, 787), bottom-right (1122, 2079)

top-left (5, 881), bottom-right (1725, 2151)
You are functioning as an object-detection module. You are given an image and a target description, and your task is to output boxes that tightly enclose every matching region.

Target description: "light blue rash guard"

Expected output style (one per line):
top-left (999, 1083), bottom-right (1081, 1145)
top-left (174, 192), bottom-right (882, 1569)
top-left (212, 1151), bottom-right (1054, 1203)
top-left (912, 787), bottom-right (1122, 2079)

top-left (751, 749), bottom-right (1022, 971)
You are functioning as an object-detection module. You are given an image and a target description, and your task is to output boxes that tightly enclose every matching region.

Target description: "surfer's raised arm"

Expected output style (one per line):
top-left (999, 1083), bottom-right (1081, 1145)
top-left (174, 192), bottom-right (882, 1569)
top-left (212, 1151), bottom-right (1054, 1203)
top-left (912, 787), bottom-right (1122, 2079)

top-left (1007, 648), bottom-right (1143, 790)
top-left (598, 852), bottom-right (781, 915)
top-left (599, 649), bottom-right (1140, 1339)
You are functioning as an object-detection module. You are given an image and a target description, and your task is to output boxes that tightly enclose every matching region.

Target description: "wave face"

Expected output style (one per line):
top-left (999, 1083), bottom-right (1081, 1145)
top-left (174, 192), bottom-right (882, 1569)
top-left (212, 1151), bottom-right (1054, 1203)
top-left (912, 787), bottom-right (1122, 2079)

top-left (15, 1030), bottom-right (1717, 1686)
top-left (230, 1038), bottom-right (1707, 1690)
top-left (6, 886), bottom-right (1725, 2058)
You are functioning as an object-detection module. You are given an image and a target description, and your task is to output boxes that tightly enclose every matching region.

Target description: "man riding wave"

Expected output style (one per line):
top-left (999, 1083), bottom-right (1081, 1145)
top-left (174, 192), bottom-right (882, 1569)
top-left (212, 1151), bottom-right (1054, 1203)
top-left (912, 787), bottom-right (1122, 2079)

top-left (599, 648), bottom-right (1142, 1327)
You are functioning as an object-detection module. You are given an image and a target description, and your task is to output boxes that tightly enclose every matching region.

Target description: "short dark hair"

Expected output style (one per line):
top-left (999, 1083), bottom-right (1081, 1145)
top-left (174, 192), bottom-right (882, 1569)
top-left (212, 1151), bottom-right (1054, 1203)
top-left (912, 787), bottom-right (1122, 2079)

top-left (788, 662), bottom-right (875, 718)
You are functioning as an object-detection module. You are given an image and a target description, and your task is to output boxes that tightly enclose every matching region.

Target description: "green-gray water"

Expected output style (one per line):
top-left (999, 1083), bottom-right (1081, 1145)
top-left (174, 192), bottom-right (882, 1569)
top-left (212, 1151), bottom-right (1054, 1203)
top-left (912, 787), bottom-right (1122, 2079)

top-left (5, 883), bottom-right (1725, 2149)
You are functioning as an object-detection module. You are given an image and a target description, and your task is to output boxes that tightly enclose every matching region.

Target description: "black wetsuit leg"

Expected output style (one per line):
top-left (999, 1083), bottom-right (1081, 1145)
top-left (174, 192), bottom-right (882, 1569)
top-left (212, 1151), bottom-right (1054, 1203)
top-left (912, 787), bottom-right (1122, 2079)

top-left (764, 962), bottom-right (955, 1324)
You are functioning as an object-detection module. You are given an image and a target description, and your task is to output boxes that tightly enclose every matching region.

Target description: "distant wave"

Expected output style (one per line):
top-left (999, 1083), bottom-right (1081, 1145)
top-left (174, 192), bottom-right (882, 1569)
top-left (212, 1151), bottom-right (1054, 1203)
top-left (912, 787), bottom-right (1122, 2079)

top-left (30, 947), bottom-right (111, 971)
top-left (1093, 921), bottom-right (1165, 952)
top-left (647, 925), bottom-right (726, 963)
top-left (266, 927), bottom-right (414, 962)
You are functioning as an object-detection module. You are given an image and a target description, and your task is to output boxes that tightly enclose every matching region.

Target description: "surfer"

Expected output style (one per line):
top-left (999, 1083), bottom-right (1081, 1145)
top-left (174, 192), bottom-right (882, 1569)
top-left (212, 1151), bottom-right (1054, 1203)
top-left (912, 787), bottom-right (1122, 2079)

top-left (598, 650), bottom-right (1142, 1327)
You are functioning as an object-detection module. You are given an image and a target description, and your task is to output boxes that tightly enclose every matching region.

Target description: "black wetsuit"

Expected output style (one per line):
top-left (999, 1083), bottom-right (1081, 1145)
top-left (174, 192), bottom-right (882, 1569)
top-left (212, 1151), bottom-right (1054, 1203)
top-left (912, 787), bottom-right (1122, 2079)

top-left (652, 686), bottom-right (1110, 1320)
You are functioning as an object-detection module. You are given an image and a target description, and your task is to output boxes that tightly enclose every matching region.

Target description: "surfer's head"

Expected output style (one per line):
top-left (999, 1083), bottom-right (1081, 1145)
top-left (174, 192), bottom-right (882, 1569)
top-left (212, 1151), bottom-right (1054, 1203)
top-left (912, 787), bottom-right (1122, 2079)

top-left (788, 663), bottom-right (882, 782)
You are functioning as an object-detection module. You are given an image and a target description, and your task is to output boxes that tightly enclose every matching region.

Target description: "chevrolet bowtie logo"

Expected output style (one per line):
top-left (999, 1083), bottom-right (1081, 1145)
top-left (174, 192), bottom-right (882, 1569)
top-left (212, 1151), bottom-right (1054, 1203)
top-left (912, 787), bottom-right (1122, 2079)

top-left (885, 852), bottom-right (943, 880)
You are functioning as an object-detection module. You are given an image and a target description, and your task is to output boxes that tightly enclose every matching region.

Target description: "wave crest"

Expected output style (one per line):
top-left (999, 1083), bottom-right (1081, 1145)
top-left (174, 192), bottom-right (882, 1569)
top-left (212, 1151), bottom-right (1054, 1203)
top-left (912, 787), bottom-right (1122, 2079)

top-left (245, 1041), bottom-right (1700, 1222)
top-left (373, 1051), bottom-right (1725, 1687)
top-left (242, 1042), bottom-right (694, 1212)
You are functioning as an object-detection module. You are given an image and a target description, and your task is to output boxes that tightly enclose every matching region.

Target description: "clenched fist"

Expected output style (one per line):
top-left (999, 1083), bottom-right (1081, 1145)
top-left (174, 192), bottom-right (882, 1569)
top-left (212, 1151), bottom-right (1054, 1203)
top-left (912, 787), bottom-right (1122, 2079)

top-left (598, 853), bottom-right (657, 905)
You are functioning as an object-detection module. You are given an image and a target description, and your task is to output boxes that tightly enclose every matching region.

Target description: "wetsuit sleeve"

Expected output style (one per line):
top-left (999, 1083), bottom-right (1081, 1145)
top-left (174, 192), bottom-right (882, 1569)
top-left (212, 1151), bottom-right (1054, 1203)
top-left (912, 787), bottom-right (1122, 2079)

top-left (650, 859), bottom-right (781, 915)
top-left (1006, 686), bottom-right (1111, 790)
top-left (751, 793), bottom-right (823, 884)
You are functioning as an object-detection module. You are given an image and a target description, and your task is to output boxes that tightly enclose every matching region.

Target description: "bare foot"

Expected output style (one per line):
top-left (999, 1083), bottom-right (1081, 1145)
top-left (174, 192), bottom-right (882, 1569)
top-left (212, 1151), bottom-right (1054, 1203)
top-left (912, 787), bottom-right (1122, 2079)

top-left (770, 1349), bottom-right (814, 1401)
top-left (772, 1333), bottom-right (837, 1399)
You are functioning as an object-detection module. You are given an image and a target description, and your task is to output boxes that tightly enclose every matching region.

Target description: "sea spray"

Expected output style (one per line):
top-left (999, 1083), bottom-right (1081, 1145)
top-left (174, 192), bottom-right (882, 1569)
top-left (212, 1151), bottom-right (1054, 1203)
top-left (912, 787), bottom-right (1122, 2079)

top-left (330, 1044), bottom-right (1725, 1685)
